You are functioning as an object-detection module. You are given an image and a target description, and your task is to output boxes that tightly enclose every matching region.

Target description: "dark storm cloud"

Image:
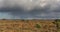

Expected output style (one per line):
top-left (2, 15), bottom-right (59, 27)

top-left (0, 0), bottom-right (60, 19)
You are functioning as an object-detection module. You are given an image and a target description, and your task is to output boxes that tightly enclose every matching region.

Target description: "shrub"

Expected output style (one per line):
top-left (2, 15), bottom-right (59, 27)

top-left (35, 24), bottom-right (41, 28)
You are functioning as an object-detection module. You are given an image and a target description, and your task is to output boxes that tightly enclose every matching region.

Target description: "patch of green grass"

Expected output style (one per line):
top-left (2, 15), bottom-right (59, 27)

top-left (35, 24), bottom-right (41, 28)
top-left (55, 19), bottom-right (60, 32)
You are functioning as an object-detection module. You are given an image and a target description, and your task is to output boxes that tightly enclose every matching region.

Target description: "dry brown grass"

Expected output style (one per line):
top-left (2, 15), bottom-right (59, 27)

top-left (0, 19), bottom-right (57, 32)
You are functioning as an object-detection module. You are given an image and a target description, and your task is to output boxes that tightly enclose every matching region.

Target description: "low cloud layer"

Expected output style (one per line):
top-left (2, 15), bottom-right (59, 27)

top-left (0, 0), bottom-right (60, 19)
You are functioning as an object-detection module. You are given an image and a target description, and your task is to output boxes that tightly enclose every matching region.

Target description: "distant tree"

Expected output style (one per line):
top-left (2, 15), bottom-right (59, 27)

top-left (55, 19), bottom-right (60, 22)
top-left (2, 19), bottom-right (6, 20)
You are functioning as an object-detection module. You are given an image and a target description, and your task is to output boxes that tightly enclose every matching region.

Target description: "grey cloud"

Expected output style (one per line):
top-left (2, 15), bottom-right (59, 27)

top-left (0, 0), bottom-right (60, 19)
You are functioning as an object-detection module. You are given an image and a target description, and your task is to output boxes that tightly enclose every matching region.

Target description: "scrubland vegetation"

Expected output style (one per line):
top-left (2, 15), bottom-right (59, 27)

top-left (0, 19), bottom-right (58, 32)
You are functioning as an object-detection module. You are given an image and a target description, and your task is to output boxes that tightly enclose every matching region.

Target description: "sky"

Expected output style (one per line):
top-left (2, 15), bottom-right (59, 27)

top-left (0, 0), bottom-right (60, 19)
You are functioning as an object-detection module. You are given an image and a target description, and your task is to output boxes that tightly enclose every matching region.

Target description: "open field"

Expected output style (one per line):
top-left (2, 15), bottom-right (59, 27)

top-left (0, 19), bottom-right (57, 32)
